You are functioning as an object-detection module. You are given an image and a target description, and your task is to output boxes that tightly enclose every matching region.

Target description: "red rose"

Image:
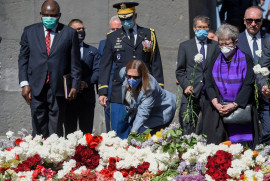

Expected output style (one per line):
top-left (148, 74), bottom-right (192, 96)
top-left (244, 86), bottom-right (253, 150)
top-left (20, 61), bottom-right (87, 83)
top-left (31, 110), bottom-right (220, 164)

top-left (121, 170), bottom-right (129, 177)
top-left (136, 165), bottom-right (145, 174)
top-left (108, 164), bottom-right (116, 171)
top-left (216, 156), bottom-right (226, 164)
top-left (33, 154), bottom-right (41, 164)
top-left (91, 154), bottom-right (100, 167)
top-left (89, 142), bottom-right (98, 148)
top-left (213, 170), bottom-right (222, 180)
top-left (142, 162), bottom-right (150, 170)
top-left (109, 157), bottom-right (117, 165)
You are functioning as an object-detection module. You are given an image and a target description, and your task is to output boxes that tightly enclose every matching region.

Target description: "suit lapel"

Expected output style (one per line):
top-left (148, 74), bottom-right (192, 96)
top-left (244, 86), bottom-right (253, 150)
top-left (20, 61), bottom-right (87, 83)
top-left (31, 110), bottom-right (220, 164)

top-left (242, 33), bottom-right (253, 56)
top-left (37, 23), bottom-right (47, 55)
top-left (83, 43), bottom-right (88, 60)
top-left (204, 39), bottom-right (213, 70)
top-left (134, 28), bottom-right (145, 48)
top-left (49, 23), bottom-right (64, 56)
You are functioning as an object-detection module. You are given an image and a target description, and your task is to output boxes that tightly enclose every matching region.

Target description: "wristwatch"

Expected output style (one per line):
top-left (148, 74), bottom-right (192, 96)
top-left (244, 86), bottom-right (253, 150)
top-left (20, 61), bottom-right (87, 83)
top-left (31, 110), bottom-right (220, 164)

top-left (232, 102), bottom-right (238, 108)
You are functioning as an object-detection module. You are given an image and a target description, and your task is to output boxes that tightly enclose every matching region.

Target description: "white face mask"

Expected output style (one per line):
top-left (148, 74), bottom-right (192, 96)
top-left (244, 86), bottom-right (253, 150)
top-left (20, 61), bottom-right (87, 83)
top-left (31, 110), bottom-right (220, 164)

top-left (221, 46), bottom-right (235, 58)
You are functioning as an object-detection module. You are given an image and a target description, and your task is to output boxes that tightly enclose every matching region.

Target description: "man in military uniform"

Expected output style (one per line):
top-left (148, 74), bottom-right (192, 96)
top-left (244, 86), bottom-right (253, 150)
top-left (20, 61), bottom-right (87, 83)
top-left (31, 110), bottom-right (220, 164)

top-left (98, 2), bottom-right (164, 139)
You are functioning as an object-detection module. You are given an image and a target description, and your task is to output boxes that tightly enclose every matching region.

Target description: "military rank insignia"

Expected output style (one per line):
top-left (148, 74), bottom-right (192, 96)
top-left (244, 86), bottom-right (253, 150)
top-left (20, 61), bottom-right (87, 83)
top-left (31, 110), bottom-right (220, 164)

top-left (142, 40), bottom-right (152, 52)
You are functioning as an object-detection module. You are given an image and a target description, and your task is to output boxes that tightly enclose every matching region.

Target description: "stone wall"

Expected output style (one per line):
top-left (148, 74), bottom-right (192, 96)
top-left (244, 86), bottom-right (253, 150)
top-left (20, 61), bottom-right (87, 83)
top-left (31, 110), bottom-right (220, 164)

top-left (0, 0), bottom-right (189, 135)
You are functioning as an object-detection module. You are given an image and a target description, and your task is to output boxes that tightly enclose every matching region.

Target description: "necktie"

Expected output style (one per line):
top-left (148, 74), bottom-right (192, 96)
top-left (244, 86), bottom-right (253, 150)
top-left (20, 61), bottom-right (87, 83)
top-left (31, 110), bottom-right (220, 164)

top-left (253, 36), bottom-right (259, 64)
top-left (200, 41), bottom-right (205, 67)
top-left (46, 29), bottom-right (51, 55)
top-left (45, 29), bottom-right (51, 83)
top-left (129, 29), bottom-right (134, 46)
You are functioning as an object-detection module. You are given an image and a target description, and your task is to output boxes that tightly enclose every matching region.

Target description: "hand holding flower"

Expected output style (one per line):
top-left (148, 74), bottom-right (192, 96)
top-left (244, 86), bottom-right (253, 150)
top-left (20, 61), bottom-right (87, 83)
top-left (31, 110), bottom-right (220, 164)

top-left (184, 86), bottom-right (193, 95)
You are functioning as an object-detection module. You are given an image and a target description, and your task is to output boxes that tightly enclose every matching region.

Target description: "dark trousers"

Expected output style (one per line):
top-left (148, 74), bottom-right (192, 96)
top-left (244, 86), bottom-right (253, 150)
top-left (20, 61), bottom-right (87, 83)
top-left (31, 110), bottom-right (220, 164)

top-left (258, 99), bottom-right (270, 144)
top-left (30, 84), bottom-right (66, 138)
top-left (65, 88), bottom-right (95, 135)
top-left (179, 95), bottom-right (204, 135)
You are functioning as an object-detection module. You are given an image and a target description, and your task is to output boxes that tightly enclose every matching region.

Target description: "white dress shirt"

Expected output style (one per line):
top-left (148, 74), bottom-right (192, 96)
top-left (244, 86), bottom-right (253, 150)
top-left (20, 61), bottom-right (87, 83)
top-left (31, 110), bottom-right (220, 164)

top-left (195, 37), bottom-right (208, 58)
top-left (124, 24), bottom-right (138, 45)
top-left (245, 29), bottom-right (262, 57)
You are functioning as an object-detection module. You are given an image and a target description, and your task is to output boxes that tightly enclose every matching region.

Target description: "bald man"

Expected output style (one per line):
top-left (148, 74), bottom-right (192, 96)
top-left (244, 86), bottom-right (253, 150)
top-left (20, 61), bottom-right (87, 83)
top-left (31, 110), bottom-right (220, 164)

top-left (18, 0), bottom-right (81, 137)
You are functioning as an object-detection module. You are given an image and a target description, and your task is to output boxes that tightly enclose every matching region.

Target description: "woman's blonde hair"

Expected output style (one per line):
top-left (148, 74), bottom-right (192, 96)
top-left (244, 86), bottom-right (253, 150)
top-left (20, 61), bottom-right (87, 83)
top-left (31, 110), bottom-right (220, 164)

top-left (125, 59), bottom-right (151, 92)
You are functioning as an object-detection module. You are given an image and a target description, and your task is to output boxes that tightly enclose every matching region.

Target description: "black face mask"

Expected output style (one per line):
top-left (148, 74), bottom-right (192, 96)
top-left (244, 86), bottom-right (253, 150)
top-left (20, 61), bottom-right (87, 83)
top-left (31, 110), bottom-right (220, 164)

top-left (77, 31), bottom-right (85, 41)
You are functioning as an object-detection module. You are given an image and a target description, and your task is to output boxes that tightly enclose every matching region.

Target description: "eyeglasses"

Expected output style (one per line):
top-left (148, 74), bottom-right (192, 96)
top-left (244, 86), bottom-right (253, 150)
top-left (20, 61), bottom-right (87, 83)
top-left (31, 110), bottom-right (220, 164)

top-left (119, 16), bottom-right (133, 22)
top-left (76, 27), bottom-right (85, 31)
top-left (41, 13), bottom-right (59, 18)
top-left (245, 18), bottom-right (262, 24)
top-left (219, 41), bottom-right (234, 47)
top-left (126, 74), bottom-right (140, 80)
top-left (195, 26), bottom-right (209, 30)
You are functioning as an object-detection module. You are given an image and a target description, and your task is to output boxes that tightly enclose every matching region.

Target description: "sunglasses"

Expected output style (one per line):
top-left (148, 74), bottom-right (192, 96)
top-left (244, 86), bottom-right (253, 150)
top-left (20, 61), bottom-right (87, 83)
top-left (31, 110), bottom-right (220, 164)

top-left (119, 16), bottom-right (133, 22)
top-left (245, 18), bottom-right (262, 24)
top-left (76, 27), bottom-right (85, 31)
top-left (126, 74), bottom-right (140, 80)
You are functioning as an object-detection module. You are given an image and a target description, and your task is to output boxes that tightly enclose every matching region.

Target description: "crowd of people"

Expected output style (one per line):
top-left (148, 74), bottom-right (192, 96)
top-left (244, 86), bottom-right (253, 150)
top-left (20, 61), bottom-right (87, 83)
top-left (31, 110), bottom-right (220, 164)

top-left (17, 0), bottom-right (270, 148)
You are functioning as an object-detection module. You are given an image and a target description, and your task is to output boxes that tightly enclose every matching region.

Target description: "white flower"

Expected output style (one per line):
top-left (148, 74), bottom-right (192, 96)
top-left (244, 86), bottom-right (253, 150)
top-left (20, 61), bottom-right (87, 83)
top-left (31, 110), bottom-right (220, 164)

top-left (253, 64), bottom-right (262, 74)
top-left (261, 67), bottom-right (270, 76)
top-left (194, 53), bottom-right (204, 64)
top-left (113, 171), bottom-right (124, 181)
top-left (6, 131), bottom-right (14, 138)
top-left (255, 49), bottom-right (262, 58)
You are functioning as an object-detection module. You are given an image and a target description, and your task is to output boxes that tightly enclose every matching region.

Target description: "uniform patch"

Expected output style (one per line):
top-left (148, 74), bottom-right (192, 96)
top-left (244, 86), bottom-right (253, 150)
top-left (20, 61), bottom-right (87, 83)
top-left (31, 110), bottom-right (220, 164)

top-left (114, 45), bottom-right (123, 49)
top-left (117, 54), bottom-right (121, 60)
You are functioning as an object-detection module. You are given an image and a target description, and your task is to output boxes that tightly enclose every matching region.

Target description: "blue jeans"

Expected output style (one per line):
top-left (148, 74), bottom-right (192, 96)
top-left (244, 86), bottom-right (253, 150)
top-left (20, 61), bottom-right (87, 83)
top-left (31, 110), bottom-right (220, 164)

top-left (110, 103), bottom-right (130, 139)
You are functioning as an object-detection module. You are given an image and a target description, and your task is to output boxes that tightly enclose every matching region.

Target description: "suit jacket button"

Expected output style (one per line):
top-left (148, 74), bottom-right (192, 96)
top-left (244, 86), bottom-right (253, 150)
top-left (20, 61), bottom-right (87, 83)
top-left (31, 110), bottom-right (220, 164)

top-left (133, 56), bottom-right (136, 58)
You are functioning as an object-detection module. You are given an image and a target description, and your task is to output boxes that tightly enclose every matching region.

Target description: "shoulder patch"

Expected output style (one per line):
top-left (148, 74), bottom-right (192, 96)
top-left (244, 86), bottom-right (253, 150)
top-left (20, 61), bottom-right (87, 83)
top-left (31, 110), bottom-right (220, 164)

top-left (150, 28), bottom-right (155, 32)
top-left (107, 31), bottom-right (112, 35)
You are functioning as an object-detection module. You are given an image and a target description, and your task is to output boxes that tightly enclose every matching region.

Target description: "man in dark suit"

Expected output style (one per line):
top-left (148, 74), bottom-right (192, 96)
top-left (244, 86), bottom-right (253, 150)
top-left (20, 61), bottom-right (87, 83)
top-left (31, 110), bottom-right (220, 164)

top-left (238, 6), bottom-right (270, 144)
top-left (97, 15), bottom-right (122, 133)
top-left (18, 0), bottom-right (81, 137)
top-left (64, 19), bottom-right (99, 135)
top-left (176, 15), bottom-right (219, 135)
top-left (98, 2), bottom-right (164, 139)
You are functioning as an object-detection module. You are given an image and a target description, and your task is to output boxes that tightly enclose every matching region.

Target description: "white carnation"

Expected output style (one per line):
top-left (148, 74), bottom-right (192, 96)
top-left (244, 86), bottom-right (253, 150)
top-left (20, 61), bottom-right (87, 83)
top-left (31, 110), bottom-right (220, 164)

top-left (256, 155), bottom-right (265, 165)
top-left (194, 53), bottom-right (204, 64)
top-left (261, 67), bottom-right (270, 76)
top-left (255, 49), bottom-right (262, 58)
top-left (6, 131), bottom-right (14, 138)
top-left (253, 64), bottom-right (262, 74)
top-left (113, 171), bottom-right (124, 181)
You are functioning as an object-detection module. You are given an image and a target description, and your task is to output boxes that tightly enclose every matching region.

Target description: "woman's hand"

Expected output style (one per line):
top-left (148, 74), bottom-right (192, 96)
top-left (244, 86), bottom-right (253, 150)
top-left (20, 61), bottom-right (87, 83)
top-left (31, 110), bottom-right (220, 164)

top-left (222, 102), bottom-right (238, 116)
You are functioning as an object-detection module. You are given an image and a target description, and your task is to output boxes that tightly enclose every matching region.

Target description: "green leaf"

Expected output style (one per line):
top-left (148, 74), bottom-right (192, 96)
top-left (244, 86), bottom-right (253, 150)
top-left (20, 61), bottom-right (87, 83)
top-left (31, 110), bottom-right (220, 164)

top-left (143, 128), bottom-right (152, 135)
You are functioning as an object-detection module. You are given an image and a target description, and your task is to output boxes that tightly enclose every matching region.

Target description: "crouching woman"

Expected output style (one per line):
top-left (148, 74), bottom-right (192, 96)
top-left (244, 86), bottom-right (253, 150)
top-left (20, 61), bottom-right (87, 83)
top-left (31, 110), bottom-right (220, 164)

top-left (120, 59), bottom-right (176, 134)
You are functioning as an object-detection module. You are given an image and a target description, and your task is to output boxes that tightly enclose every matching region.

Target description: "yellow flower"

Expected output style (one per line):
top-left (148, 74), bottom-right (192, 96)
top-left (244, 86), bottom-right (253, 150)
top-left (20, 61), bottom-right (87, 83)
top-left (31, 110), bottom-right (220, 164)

top-left (144, 133), bottom-right (151, 139)
top-left (156, 129), bottom-right (163, 138)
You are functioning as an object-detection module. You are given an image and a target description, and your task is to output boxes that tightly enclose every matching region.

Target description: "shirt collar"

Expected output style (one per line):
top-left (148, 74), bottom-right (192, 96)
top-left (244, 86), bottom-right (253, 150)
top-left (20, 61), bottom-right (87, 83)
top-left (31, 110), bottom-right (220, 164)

top-left (124, 24), bottom-right (138, 35)
top-left (195, 36), bottom-right (207, 44)
top-left (43, 24), bottom-right (58, 33)
top-left (245, 29), bottom-right (261, 40)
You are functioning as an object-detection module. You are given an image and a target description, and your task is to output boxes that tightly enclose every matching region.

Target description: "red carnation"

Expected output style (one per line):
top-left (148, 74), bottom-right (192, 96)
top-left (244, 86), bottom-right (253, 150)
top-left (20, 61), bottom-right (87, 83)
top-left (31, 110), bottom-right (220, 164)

top-left (15, 138), bottom-right (25, 146)
top-left (121, 170), bottom-right (129, 177)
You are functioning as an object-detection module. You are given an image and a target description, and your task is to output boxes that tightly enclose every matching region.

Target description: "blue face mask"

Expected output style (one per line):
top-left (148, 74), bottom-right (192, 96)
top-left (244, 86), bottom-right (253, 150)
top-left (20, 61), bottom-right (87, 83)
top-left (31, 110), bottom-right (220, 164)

top-left (42, 17), bottom-right (58, 29)
top-left (128, 78), bottom-right (142, 89)
top-left (121, 18), bottom-right (134, 30)
top-left (195, 29), bottom-right (209, 40)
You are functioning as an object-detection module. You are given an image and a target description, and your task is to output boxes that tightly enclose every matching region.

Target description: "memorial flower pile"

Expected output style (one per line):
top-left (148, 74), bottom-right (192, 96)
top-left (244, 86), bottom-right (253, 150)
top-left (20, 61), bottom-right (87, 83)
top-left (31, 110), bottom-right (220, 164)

top-left (1, 125), bottom-right (270, 180)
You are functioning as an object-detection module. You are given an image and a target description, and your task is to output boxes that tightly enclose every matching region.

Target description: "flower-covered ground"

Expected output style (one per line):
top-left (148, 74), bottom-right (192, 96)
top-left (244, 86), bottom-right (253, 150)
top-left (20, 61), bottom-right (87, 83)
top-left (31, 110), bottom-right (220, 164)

top-left (1, 124), bottom-right (270, 181)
